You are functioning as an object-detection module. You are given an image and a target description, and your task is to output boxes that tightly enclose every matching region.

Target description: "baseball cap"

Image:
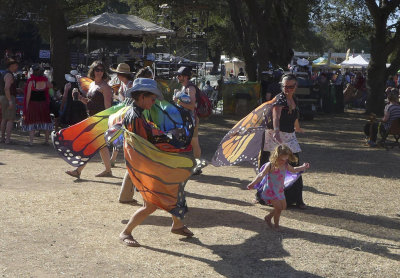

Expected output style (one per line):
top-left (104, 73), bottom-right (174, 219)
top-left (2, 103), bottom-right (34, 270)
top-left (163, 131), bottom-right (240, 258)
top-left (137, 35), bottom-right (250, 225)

top-left (175, 66), bottom-right (192, 77)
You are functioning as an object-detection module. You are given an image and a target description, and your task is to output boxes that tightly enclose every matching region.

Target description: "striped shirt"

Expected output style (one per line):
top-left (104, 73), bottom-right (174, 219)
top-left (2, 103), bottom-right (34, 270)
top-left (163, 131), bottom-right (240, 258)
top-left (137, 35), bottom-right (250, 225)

top-left (383, 103), bottom-right (400, 130)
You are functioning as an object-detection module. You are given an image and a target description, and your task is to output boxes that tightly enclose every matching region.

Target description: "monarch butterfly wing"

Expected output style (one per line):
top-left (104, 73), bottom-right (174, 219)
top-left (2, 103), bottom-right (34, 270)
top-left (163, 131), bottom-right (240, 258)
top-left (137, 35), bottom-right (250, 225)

top-left (78, 77), bottom-right (92, 94)
top-left (211, 101), bottom-right (273, 167)
top-left (52, 103), bottom-right (126, 167)
top-left (124, 131), bottom-right (195, 219)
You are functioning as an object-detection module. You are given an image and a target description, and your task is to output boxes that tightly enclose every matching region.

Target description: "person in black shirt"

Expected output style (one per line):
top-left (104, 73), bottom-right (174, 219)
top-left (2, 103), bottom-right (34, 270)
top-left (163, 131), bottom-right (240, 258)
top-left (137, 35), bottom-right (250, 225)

top-left (257, 74), bottom-right (307, 209)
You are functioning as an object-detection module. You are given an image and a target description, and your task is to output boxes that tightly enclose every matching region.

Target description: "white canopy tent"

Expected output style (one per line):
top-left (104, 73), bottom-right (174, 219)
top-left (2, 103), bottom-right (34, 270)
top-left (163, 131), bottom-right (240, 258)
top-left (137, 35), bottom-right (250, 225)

top-left (68, 12), bottom-right (175, 65)
top-left (340, 55), bottom-right (369, 68)
top-left (68, 12), bottom-right (175, 37)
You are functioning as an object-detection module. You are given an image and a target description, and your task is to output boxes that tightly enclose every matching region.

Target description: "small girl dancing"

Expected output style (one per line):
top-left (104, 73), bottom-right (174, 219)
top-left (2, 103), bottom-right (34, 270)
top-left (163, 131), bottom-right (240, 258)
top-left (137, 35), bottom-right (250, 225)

top-left (248, 144), bottom-right (310, 230)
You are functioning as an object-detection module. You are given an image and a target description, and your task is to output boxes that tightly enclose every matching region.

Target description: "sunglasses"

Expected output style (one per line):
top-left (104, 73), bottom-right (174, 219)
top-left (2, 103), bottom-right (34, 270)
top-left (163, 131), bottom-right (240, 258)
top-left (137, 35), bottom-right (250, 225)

top-left (282, 85), bottom-right (296, 89)
top-left (94, 68), bottom-right (104, 72)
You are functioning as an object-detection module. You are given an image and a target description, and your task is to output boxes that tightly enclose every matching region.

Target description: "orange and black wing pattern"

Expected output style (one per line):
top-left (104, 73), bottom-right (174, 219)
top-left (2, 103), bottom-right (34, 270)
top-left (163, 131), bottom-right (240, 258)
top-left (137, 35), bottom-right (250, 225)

top-left (211, 99), bottom-right (275, 167)
top-left (124, 130), bottom-right (196, 219)
top-left (52, 103), bottom-right (126, 167)
top-left (78, 77), bottom-right (92, 94)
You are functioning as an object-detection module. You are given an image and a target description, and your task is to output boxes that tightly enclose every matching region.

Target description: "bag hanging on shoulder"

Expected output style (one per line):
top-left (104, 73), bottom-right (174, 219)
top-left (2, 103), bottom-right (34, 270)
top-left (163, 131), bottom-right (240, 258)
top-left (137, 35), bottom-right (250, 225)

top-left (188, 82), bottom-right (213, 118)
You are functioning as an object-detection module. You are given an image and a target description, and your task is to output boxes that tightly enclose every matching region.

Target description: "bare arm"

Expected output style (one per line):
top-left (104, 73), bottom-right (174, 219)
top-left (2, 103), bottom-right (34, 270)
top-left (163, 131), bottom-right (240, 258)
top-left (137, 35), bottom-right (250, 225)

top-left (294, 119), bottom-right (304, 133)
top-left (60, 83), bottom-right (70, 111)
top-left (247, 163), bottom-right (271, 189)
top-left (272, 106), bottom-right (283, 143)
top-left (287, 163), bottom-right (310, 173)
top-left (4, 74), bottom-right (13, 102)
top-left (272, 106), bottom-right (282, 130)
top-left (101, 85), bottom-right (113, 109)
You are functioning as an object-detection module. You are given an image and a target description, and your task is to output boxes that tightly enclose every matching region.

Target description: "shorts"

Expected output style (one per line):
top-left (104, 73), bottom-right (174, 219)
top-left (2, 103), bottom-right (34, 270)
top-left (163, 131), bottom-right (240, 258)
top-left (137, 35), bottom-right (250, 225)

top-left (0, 95), bottom-right (16, 121)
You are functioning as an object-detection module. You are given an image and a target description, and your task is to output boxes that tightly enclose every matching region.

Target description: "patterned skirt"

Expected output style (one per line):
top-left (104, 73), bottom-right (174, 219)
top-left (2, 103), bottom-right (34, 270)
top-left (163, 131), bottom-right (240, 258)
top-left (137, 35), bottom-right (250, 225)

top-left (263, 129), bottom-right (301, 153)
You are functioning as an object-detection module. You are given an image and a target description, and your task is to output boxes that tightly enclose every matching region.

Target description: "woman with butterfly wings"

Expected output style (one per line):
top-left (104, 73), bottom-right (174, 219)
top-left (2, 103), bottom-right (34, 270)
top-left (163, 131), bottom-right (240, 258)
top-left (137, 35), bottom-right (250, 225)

top-left (212, 74), bottom-right (307, 209)
top-left (258, 74), bottom-right (307, 209)
top-left (65, 60), bottom-right (114, 178)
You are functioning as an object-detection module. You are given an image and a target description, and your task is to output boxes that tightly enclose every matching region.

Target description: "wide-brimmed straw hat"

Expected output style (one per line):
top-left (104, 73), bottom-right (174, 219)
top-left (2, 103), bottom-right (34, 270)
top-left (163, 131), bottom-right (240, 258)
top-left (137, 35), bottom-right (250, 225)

top-left (65, 70), bottom-right (79, 82)
top-left (110, 63), bottom-right (132, 74)
top-left (125, 78), bottom-right (163, 100)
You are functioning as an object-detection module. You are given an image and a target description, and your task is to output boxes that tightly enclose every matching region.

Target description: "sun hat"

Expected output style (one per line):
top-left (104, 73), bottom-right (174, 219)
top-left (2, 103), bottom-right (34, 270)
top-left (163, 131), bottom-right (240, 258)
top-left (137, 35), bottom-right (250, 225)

top-left (65, 70), bottom-right (79, 82)
top-left (175, 66), bottom-right (192, 77)
top-left (125, 78), bottom-right (163, 100)
top-left (110, 63), bottom-right (132, 74)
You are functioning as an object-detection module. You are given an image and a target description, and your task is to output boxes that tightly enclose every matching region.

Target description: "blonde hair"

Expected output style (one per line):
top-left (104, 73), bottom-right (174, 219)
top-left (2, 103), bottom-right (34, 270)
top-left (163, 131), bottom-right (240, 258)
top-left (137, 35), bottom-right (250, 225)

top-left (269, 145), bottom-right (298, 167)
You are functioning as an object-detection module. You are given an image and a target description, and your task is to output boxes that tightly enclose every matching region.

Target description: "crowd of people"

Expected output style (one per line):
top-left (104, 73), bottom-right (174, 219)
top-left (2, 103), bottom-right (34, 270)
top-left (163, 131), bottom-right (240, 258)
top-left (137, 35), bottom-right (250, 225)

top-left (2, 56), bottom-right (400, 247)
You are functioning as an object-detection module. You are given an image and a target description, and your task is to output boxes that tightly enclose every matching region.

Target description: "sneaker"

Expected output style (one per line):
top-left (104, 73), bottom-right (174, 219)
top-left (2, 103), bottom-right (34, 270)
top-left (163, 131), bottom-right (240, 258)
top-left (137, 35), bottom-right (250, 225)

top-left (193, 169), bottom-right (202, 175)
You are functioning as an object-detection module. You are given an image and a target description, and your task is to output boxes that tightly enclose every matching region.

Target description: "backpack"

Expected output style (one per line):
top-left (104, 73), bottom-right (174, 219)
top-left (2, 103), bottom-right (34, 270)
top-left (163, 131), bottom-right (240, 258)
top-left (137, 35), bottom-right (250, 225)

top-left (187, 82), bottom-right (212, 118)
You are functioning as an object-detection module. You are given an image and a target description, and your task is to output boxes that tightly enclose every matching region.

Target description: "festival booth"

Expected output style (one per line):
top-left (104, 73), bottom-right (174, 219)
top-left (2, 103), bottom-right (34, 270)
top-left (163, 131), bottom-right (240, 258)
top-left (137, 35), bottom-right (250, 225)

top-left (340, 55), bottom-right (369, 68)
top-left (222, 82), bottom-right (260, 116)
top-left (67, 12), bottom-right (175, 67)
top-left (312, 57), bottom-right (341, 69)
top-left (224, 57), bottom-right (246, 77)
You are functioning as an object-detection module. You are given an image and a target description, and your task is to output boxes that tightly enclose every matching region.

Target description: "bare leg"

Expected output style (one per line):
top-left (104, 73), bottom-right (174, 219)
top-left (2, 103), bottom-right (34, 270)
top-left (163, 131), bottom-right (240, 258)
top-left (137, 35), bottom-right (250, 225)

top-left (264, 210), bottom-right (274, 228)
top-left (191, 136), bottom-right (201, 159)
top-left (44, 130), bottom-right (50, 143)
top-left (1, 119), bottom-right (6, 141)
top-left (119, 171), bottom-right (135, 203)
top-left (270, 200), bottom-right (284, 230)
top-left (66, 164), bottom-right (85, 178)
top-left (120, 201), bottom-right (157, 245)
top-left (171, 215), bottom-right (193, 236)
top-left (5, 121), bottom-right (13, 143)
top-left (100, 147), bottom-right (111, 171)
top-left (95, 147), bottom-right (112, 177)
top-left (110, 148), bottom-right (118, 165)
top-left (171, 215), bottom-right (185, 230)
top-left (29, 130), bottom-right (35, 144)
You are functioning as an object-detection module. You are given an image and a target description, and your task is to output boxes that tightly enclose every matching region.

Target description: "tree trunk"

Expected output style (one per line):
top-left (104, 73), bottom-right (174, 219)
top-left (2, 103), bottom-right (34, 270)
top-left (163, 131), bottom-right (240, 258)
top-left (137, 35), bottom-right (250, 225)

top-left (228, 0), bottom-right (257, 81)
top-left (46, 0), bottom-right (70, 88)
top-left (366, 15), bottom-right (388, 115)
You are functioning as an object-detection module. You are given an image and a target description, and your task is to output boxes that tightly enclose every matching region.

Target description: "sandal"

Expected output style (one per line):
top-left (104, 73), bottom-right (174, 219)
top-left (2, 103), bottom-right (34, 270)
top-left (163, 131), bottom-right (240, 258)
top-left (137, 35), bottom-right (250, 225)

top-left (119, 233), bottom-right (140, 247)
top-left (119, 199), bottom-right (138, 204)
top-left (65, 170), bottom-right (81, 179)
top-left (171, 225), bottom-right (194, 237)
top-left (95, 170), bottom-right (113, 177)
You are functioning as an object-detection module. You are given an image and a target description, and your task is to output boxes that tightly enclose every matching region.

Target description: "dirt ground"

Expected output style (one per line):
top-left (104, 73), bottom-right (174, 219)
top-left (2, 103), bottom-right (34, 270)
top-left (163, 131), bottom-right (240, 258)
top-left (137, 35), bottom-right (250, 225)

top-left (1, 110), bottom-right (400, 278)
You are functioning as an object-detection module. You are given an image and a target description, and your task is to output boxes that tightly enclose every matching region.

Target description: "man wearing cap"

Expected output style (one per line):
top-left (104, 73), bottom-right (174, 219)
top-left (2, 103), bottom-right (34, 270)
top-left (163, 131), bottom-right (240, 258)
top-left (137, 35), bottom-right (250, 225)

top-left (0, 59), bottom-right (18, 144)
top-left (174, 66), bottom-right (202, 174)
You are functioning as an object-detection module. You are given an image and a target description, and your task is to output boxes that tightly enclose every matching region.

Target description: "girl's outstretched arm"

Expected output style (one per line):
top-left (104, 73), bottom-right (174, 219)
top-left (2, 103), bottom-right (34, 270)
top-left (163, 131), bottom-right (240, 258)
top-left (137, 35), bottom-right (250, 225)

top-left (247, 163), bottom-right (271, 189)
top-left (287, 163), bottom-right (310, 173)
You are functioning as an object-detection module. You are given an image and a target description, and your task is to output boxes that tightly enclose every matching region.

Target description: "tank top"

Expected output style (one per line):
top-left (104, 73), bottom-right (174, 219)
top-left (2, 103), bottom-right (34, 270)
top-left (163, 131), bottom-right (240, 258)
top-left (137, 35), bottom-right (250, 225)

top-left (0, 71), bottom-right (17, 96)
top-left (30, 81), bottom-right (47, 102)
